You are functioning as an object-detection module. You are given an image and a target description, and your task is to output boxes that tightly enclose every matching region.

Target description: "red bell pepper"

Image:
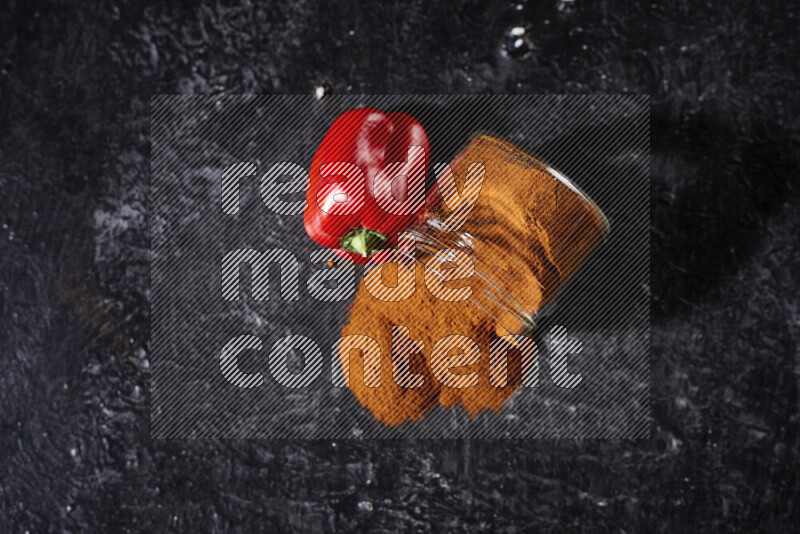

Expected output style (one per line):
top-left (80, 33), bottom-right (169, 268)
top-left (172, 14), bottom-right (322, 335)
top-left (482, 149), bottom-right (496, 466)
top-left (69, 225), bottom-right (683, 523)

top-left (304, 107), bottom-right (430, 264)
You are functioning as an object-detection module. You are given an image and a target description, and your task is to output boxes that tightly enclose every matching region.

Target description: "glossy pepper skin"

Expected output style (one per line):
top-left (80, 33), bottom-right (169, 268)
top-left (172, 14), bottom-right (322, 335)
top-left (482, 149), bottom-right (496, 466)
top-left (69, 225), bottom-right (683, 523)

top-left (304, 107), bottom-right (430, 264)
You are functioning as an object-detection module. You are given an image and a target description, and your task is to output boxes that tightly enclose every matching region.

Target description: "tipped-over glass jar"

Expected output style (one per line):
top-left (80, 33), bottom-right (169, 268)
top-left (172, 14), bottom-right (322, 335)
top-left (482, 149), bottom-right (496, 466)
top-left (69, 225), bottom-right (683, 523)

top-left (406, 135), bottom-right (610, 337)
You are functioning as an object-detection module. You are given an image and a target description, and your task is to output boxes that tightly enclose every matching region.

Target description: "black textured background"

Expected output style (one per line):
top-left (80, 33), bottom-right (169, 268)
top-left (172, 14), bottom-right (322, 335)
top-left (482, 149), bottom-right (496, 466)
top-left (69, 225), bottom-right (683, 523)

top-left (1, 0), bottom-right (799, 532)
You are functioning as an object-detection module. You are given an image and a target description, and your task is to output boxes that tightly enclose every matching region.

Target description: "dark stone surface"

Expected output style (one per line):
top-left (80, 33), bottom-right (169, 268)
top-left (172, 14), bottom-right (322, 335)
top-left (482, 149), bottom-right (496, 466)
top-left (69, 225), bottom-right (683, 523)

top-left (1, 0), bottom-right (798, 531)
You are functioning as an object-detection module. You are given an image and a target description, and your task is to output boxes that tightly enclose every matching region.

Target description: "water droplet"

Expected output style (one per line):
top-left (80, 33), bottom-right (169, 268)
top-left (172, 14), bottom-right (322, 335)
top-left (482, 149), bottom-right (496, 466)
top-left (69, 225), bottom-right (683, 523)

top-left (70, 447), bottom-right (78, 457)
top-left (358, 501), bottom-right (373, 512)
top-left (348, 30), bottom-right (355, 36)
top-left (314, 82), bottom-right (333, 101)
top-left (515, 4), bottom-right (524, 10)
top-left (557, 0), bottom-right (576, 14)
top-left (503, 26), bottom-right (535, 59)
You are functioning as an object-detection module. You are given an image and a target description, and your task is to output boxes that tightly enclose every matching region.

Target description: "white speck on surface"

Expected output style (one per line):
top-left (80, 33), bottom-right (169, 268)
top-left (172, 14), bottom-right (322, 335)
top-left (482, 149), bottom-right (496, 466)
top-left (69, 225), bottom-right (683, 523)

top-left (314, 84), bottom-right (332, 100)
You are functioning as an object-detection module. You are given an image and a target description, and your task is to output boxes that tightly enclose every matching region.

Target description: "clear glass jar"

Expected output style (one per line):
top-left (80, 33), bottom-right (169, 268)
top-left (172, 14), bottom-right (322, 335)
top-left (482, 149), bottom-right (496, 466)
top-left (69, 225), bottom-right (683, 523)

top-left (406, 135), bottom-right (610, 336)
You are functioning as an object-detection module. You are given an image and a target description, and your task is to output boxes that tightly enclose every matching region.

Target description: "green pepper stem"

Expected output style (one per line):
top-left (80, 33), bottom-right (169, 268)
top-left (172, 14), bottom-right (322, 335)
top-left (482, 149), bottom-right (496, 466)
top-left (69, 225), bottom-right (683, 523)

top-left (340, 228), bottom-right (388, 257)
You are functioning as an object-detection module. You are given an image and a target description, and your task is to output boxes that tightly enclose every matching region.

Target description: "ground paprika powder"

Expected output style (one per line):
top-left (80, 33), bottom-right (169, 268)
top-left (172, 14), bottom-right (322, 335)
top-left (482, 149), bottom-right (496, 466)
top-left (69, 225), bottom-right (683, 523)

top-left (338, 135), bottom-right (609, 425)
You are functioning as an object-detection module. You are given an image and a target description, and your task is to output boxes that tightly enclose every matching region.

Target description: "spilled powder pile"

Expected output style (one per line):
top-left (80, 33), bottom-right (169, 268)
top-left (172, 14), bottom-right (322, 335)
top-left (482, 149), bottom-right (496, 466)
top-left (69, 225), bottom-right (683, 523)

top-left (338, 136), bottom-right (608, 426)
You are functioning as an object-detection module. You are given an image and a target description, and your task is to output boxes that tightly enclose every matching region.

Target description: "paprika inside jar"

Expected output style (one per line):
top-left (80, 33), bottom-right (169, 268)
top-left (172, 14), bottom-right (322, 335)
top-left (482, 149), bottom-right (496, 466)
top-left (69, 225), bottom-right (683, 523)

top-left (407, 134), bottom-right (610, 338)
